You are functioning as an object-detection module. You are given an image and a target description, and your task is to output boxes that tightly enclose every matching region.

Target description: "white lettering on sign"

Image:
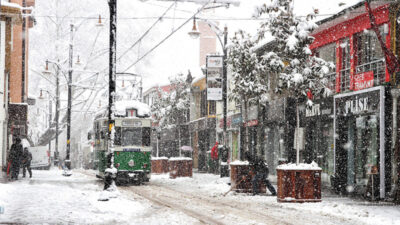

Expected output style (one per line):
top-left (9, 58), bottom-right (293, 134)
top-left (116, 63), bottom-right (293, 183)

top-left (306, 104), bottom-right (321, 117)
top-left (345, 97), bottom-right (368, 114)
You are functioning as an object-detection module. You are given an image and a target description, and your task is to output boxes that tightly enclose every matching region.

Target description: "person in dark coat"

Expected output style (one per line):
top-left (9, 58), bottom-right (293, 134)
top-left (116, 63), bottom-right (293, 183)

top-left (22, 147), bottom-right (32, 178)
top-left (244, 151), bottom-right (276, 196)
top-left (9, 137), bottom-right (23, 180)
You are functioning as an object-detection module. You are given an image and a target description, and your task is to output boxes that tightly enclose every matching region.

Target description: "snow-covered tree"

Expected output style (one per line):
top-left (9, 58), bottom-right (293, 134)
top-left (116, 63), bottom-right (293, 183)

top-left (151, 72), bottom-right (191, 156)
top-left (255, 0), bottom-right (334, 164)
top-left (227, 30), bottom-right (270, 154)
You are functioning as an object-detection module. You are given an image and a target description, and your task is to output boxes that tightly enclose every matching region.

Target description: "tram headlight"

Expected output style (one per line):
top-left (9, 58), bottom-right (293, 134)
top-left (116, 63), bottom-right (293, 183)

top-left (128, 160), bottom-right (135, 167)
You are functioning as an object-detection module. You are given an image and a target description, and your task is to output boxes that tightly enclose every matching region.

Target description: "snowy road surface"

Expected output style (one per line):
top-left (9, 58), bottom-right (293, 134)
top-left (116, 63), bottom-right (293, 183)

top-left (0, 169), bottom-right (399, 224)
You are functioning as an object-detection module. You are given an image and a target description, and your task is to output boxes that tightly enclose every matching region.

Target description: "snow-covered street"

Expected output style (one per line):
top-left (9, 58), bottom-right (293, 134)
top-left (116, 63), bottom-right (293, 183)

top-left (1, 169), bottom-right (399, 225)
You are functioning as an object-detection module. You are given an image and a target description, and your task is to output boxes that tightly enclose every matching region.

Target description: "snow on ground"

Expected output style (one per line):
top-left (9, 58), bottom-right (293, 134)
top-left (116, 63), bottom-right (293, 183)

top-left (151, 172), bottom-right (400, 225)
top-left (0, 169), bottom-right (198, 225)
top-left (1, 169), bottom-right (400, 224)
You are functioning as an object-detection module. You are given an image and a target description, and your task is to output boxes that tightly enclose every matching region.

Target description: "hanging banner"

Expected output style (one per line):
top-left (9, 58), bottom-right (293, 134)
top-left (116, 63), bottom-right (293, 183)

top-left (206, 55), bottom-right (223, 100)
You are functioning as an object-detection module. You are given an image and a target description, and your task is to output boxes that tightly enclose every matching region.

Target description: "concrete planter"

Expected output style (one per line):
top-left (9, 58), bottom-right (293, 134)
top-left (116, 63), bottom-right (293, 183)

top-left (151, 157), bottom-right (169, 174)
top-left (168, 157), bottom-right (193, 179)
top-left (276, 163), bottom-right (322, 203)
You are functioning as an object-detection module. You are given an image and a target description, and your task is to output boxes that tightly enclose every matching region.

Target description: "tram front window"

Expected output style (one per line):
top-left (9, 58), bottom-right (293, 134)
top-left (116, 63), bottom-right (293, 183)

top-left (121, 127), bottom-right (142, 146)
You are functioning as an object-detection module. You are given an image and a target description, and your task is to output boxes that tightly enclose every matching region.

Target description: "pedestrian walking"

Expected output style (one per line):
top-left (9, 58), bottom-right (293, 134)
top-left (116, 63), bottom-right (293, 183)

top-left (22, 147), bottom-right (32, 178)
top-left (244, 151), bottom-right (276, 196)
top-left (9, 137), bottom-right (23, 180)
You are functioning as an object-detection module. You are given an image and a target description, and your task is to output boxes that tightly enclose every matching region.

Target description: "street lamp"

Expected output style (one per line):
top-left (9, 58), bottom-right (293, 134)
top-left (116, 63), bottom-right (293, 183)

top-left (188, 19), bottom-right (228, 176)
top-left (39, 89), bottom-right (53, 162)
top-left (116, 72), bottom-right (143, 101)
top-left (188, 17), bottom-right (200, 39)
top-left (42, 60), bottom-right (61, 166)
top-left (65, 24), bottom-right (74, 170)
top-left (189, 18), bottom-right (228, 177)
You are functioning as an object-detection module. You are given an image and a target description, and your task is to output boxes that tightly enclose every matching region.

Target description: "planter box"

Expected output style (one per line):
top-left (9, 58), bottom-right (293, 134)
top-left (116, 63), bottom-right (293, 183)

top-left (151, 157), bottom-right (169, 174)
top-left (169, 157), bottom-right (193, 179)
top-left (230, 162), bottom-right (265, 193)
top-left (276, 164), bottom-right (322, 203)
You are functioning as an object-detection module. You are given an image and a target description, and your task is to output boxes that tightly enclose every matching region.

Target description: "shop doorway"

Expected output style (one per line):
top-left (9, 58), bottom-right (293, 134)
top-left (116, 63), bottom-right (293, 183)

top-left (337, 114), bottom-right (379, 196)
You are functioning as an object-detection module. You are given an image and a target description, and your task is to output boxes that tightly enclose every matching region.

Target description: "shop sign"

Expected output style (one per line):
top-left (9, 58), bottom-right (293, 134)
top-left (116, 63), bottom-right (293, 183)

top-left (232, 114), bottom-right (242, 125)
top-left (206, 56), bottom-right (223, 100)
top-left (335, 88), bottom-right (380, 116)
top-left (244, 120), bottom-right (258, 127)
top-left (303, 98), bottom-right (333, 118)
top-left (354, 71), bottom-right (374, 91)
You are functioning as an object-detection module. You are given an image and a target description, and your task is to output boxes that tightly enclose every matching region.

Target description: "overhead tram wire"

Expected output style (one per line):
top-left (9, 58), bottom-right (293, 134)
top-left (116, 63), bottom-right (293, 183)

top-left (117, 2), bottom-right (176, 63)
top-left (122, 1), bottom-right (211, 73)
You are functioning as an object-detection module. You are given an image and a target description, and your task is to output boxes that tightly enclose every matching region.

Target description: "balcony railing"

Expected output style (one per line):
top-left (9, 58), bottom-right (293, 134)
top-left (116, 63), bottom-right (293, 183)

top-left (355, 58), bottom-right (386, 86)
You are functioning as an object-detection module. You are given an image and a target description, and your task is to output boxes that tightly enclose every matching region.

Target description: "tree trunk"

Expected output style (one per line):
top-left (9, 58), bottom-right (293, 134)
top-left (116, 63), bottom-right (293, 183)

top-left (296, 99), bottom-right (300, 165)
top-left (256, 99), bottom-right (263, 156)
top-left (244, 97), bottom-right (249, 153)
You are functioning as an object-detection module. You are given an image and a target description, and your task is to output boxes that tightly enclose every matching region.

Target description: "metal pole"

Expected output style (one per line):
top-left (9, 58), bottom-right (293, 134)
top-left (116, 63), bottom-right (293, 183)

top-left (221, 26), bottom-right (228, 177)
top-left (49, 99), bottom-right (52, 164)
top-left (66, 24), bottom-right (74, 170)
top-left (223, 26), bottom-right (227, 146)
top-left (55, 62), bottom-right (60, 167)
top-left (104, 0), bottom-right (117, 190)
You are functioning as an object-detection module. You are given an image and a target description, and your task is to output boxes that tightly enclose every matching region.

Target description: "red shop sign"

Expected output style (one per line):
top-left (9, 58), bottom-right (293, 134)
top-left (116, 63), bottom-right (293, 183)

top-left (354, 71), bottom-right (374, 91)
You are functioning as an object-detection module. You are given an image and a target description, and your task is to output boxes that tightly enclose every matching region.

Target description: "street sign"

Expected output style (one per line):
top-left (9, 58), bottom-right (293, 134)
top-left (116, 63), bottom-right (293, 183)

top-left (206, 55), bottom-right (223, 100)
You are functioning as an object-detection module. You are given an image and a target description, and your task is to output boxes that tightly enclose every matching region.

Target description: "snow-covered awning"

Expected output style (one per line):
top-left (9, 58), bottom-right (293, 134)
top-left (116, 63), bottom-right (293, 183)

top-left (1, 1), bottom-right (22, 22)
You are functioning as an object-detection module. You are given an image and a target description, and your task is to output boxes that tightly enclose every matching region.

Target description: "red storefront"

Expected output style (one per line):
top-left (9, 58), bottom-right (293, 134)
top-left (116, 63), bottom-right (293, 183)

top-left (310, 1), bottom-right (399, 199)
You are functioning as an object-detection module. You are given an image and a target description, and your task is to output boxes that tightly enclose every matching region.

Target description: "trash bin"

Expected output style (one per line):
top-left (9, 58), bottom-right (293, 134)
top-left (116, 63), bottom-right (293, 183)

top-left (276, 162), bottom-right (322, 202)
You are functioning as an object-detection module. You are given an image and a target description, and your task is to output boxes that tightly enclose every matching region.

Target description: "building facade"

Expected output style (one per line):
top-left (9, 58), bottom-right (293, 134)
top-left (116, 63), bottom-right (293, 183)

top-left (0, 1), bottom-right (24, 172)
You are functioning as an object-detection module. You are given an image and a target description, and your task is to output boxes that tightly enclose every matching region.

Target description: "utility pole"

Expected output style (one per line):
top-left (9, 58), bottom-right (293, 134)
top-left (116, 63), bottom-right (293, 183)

top-left (48, 99), bottom-right (52, 162)
top-left (221, 26), bottom-right (228, 177)
top-left (104, 0), bottom-right (117, 191)
top-left (66, 24), bottom-right (74, 170)
top-left (55, 61), bottom-right (60, 166)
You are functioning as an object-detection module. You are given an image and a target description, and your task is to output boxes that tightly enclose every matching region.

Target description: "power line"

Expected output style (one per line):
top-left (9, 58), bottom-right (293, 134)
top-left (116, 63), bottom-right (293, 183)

top-left (122, 2), bottom-right (210, 73)
top-left (117, 2), bottom-right (176, 63)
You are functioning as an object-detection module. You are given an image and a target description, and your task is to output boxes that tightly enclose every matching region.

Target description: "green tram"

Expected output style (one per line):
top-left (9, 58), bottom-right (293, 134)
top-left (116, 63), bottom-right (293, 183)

top-left (92, 101), bottom-right (151, 185)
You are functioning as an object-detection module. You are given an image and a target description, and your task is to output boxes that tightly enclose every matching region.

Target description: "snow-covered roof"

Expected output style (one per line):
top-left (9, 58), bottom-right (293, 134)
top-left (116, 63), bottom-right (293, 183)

top-left (95, 100), bottom-right (151, 119)
top-left (313, 1), bottom-right (389, 35)
top-left (114, 100), bottom-right (150, 117)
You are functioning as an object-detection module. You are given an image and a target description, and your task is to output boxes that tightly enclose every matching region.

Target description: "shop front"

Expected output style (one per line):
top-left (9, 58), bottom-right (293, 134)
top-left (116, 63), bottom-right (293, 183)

top-left (189, 117), bottom-right (216, 171)
top-left (300, 97), bottom-right (334, 184)
top-left (334, 86), bottom-right (390, 198)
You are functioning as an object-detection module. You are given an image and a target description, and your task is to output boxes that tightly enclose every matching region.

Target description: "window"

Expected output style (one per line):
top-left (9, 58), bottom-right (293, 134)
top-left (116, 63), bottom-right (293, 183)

top-left (340, 37), bottom-right (351, 91)
top-left (142, 127), bottom-right (151, 146)
top-left (316, 42), bottom-right (336, 90)
top-left (122, 127), bottom-right (142, 146)
top-left (355, 26), bottom-right (386, 85)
